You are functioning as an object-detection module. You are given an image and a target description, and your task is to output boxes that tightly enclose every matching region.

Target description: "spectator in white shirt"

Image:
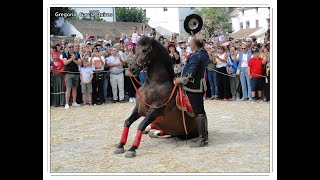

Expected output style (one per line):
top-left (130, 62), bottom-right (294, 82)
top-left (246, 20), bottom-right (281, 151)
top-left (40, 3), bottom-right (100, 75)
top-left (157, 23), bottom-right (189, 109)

top-left (106, 47), bottom-right (126, 103)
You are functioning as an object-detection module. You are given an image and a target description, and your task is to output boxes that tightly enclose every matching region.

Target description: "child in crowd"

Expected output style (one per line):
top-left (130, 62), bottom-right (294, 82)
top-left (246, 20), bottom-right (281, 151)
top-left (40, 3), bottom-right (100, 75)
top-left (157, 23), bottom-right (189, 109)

top-left (80, 59), bottom-right (94, 105)
top-left (248, 48), bottom-right (265, 101)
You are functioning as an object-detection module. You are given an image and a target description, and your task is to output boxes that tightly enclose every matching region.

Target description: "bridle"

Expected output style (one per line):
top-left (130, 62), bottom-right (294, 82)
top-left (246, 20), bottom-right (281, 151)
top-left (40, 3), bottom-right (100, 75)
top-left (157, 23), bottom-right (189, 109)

top-left (136, 46), bottom-right (152, 70)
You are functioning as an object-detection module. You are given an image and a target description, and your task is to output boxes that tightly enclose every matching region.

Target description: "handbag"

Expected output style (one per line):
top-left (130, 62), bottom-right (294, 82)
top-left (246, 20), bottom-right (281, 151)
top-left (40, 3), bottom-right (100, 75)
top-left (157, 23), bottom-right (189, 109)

top-left (236, 68), bottom-right (240, 75)
top-left (226, 55), bottom-right (234, 75)
top-left (226, 65), bottom-right (234, 75)
top-left (236, 55), bottom-right (244, 76)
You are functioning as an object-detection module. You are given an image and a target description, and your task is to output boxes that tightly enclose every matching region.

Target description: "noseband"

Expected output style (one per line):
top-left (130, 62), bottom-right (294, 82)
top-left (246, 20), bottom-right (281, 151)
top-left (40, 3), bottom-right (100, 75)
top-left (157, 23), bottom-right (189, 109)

top-left (136, 46), bottom-right (152, 70)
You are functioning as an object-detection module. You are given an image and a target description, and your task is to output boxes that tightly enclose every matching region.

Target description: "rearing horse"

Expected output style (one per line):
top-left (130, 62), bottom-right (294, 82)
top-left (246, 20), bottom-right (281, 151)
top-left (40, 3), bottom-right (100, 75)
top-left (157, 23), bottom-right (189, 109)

top-left (114, 36), bottom-right (198, 158)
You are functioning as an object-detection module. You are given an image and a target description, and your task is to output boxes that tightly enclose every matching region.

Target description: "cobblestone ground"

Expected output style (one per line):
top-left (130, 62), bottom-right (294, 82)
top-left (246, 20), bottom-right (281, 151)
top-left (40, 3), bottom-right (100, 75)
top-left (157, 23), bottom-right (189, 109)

top-left (49, 99), bottom-right (271, 173)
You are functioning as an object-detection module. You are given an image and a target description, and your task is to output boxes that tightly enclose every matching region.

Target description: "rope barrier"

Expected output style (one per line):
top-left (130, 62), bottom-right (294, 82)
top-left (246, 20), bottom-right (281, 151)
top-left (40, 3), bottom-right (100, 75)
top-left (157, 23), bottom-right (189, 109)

top-left (207, 67), bottom-right (268, 78)
top-left (51, 70), bottom-right (110, 74)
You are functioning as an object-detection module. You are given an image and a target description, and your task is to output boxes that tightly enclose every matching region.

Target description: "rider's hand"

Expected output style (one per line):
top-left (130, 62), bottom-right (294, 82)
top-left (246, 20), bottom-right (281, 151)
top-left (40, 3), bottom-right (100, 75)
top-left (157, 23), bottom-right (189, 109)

top-left (173, 78), bottom-right (182, 85)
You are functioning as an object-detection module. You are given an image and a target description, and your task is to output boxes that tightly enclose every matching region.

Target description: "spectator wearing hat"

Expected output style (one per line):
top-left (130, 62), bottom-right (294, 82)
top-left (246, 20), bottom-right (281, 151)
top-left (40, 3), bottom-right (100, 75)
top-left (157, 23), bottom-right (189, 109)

top-left (245, 37), bottom-right (253, 54)
top-left (176, 37), bottom-right (185, 55)
top-left (214, 45), bottom-right (231, 100)
top-left (248, 48), bottom-right (266, 101)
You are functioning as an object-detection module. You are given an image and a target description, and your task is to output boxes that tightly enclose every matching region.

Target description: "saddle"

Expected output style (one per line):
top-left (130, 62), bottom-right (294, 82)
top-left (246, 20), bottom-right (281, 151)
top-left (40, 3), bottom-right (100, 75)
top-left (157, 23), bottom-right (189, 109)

top-left (176, 90), bottom-right (195, 117)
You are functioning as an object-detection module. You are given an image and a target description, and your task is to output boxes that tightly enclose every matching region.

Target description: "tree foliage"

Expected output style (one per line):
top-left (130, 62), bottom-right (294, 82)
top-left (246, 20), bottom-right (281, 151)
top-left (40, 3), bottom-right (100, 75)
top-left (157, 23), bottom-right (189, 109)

top-left (195, 8), bottom-right (232, 36)
top-left (80, 16), bottom-right (104, 21)
top-left (115, 7), bottom-right (148, 23)
top-left (50, 7), bottom-right (76, 35)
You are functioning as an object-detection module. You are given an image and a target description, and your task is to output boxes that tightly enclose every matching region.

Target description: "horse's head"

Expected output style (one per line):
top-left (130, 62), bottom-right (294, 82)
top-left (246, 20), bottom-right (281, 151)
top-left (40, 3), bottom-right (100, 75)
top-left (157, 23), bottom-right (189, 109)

top-left (129, 36), bottom-right (154, 76)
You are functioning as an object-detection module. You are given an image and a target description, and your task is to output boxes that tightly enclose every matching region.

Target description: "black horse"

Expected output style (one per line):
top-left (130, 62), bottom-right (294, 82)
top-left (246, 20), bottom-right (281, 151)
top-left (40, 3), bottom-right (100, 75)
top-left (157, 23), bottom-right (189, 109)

top-left (114, 36), bottom-right (198, 158)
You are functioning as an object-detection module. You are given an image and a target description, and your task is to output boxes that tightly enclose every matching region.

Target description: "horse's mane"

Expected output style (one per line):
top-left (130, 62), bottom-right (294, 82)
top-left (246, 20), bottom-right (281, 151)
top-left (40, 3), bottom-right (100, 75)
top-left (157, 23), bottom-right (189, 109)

top-left (137, 36), bottom-right (175, 80)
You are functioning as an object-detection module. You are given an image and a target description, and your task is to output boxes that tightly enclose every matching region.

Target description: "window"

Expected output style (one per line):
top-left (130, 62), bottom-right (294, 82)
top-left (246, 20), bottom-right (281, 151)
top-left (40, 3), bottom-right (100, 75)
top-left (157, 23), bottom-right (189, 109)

top-left (143, 9), bottom-right (146, 15)
top-left (246, 21), bottom-right (250, 28)
top-left (240, 22), bottom-right (243, 29)
top-left (256, 8), bottom-right (259, 14)
top-left (242, 10), bottom-right (244, 16)
top-left (163, 7), bottom-right (167, 11)
top-left (256, 20), bottom-right (259, 28)
top-left (89, 10), bottom-right (99, 21)
top-left (190, 7), bottom-right (195, 10)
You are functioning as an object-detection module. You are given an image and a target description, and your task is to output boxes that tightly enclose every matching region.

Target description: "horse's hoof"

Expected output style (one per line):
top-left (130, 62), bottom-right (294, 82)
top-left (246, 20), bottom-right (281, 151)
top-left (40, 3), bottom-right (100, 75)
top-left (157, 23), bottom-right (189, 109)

top-left (125, 151), bottom-right (136, 158)
top-left (114, 147), bottom-right (125, 154)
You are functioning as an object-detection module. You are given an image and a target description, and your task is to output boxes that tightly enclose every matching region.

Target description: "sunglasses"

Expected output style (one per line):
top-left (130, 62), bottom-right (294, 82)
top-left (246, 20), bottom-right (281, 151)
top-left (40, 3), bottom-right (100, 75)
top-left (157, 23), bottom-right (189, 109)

top-left (241, 48), bottom-right (246, 49)
top-left (69, 46), bottom-right (74, 48)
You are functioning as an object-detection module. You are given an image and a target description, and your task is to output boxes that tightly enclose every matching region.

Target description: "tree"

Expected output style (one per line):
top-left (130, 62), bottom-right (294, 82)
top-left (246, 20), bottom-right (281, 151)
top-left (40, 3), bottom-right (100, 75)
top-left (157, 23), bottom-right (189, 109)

top-left (50, 7), bottom-right (76, 35)
top-left (115, 7), bottom-right (148, 23)
top-left (195, 8), bottom-right (232, 38)
top-left (80, 16), bottom-right (104, 21)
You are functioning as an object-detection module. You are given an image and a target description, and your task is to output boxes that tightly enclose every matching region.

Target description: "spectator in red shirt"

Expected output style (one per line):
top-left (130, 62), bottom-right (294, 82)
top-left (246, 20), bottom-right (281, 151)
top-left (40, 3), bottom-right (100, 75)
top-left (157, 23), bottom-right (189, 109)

top-left (248, 48), bottom-right (266, 101)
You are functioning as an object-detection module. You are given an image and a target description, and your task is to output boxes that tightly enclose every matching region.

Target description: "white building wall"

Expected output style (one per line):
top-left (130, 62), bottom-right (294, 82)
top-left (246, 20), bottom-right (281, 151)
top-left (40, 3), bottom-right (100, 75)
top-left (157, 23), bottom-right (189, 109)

top-left (60, 21), bottom-right (83, 39)
top-left (145, 7), bottom-right (194, 35)
top-left (231, 17), bottom-right (239, 32)
top-left (73, 7), bottom-right (116, 22)
top-left (145, 8), bottom-right (180, 34)
top-left (234, 8), bottom-right (269, 30)
top-left (178, 8), bottom-right (196, 34)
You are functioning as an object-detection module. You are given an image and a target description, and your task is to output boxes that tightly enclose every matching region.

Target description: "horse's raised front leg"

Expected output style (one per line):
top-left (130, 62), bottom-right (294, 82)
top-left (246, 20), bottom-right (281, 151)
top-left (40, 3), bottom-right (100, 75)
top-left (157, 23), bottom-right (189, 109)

top-left (114, 106), bottom-right (141, 154)
top-left (125, 108), bottom-right (163, 158)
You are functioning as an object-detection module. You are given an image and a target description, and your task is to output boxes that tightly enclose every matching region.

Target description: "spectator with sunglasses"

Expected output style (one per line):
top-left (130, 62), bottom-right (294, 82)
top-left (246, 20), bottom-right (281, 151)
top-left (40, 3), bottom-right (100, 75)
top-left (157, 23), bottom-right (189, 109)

top-left (237, 44), bottom-right (252, 101)
top-left (63, 43), bottom-right (82, 109)
top-left (245, 37), bottom-right (253, 54)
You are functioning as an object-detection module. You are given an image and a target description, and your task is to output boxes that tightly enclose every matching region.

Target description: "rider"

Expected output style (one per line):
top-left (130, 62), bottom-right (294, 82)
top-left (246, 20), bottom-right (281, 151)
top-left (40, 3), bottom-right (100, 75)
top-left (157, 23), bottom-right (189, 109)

top-left (174, 34), bottom-right (209, 147)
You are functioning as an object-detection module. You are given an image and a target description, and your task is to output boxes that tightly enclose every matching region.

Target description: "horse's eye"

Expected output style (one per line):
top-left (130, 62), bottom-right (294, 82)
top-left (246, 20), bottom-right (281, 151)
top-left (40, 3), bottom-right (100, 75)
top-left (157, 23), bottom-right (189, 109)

top-left (142, 49), bottom-right (147, 53)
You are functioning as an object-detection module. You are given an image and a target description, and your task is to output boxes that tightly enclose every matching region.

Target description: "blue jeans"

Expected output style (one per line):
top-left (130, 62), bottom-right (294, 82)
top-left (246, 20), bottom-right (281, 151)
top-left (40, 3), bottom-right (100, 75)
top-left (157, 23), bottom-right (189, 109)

top-left (103, 78), bottom-right (108, 100)
top-left (207, 70), bottom-right (218, 97)
top-left (239, 67), bottom-right (252, 99)
top-left (139, 71), bottom-right (146, 84)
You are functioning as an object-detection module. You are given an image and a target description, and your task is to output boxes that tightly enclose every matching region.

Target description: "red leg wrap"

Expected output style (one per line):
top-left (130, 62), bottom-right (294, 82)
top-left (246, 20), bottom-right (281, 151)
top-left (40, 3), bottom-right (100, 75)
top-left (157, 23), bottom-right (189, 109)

top-left (150, 123), bottom-right (157, 129)
top-left (121, 126), bottom-right (129, 144)
top-left (133, 130), bottom-right (143, 148)
top-left (160, 130), bottom-right (165, 136)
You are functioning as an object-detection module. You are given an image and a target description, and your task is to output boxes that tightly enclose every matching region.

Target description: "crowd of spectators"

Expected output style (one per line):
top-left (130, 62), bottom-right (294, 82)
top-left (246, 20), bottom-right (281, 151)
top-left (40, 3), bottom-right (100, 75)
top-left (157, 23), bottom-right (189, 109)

top-left (50, 26), bottom-right (270, 109)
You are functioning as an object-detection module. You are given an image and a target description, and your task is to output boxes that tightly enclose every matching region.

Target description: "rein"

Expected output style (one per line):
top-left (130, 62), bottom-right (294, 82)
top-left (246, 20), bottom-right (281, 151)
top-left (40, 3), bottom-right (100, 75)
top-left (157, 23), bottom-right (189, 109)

top-left (130, 76), bottom-right (177, 109)
top-left (130, 76), bottom-right (188, 136)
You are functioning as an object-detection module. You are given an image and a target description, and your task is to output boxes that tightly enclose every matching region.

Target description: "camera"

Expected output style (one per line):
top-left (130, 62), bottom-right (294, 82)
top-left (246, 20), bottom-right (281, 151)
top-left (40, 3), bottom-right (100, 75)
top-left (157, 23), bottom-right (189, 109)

top-left (71, 34), bottom-right (76, 38)
top-left (89, 35), bottom-right (95, 39)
